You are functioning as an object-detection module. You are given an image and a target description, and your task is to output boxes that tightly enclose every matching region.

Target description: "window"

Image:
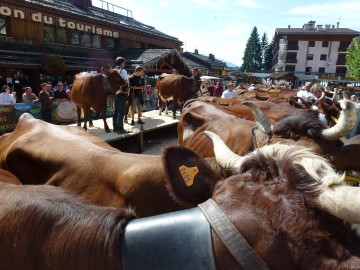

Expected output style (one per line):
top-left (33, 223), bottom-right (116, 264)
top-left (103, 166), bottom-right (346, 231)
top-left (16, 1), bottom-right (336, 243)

top-left (322, 41), bottom-right (329, 47)
top-left (0, 17), bottom-right (7, 36)
top-left (307, 54), bottom-right (314, 60)
top-left (92, 35), bottom-right (101, 48)
top-left (320, 54), bottom-right (327, 61)
top-left (106, 37), bottom-right (115, 49)
top-left (56, 28), bottom-right (67, 43)
top-left (305, 67), bottom-right (312, 74)
top-left (318, 67), bottom-right (325, 73)
top-left (285, 65), bottom-right (295, 72)
top-left (81, 33), bottom-right (92, 47)
top-left (309, 41), bottom-right (315, 47)
top-left (44, 26), bottom-right (55, 42)
top-left (70, 31), bottom-right (80, 45)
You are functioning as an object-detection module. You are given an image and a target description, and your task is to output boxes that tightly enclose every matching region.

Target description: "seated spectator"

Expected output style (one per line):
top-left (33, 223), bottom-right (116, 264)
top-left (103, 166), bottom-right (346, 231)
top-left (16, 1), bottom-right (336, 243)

top-left (54, 81), bottom-right (69, 102)
top-left (213, 82), bottom-right (223, 98)
top-left (0, 85), bottom-right (15, 105)
top-left (22, 87), bottom-right (39, 104)
top-left (221, 83), bottom-right (237, 98)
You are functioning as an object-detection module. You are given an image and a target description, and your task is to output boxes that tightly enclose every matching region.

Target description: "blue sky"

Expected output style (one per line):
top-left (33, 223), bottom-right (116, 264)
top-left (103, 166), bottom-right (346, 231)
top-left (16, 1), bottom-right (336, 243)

top-left (92, 0), bottom-right (360, 67)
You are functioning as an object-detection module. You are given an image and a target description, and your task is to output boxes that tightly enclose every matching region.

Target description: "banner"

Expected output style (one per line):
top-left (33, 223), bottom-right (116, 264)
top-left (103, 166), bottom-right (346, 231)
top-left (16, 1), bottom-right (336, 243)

top-left (0, 101), bottom-right (114, 132)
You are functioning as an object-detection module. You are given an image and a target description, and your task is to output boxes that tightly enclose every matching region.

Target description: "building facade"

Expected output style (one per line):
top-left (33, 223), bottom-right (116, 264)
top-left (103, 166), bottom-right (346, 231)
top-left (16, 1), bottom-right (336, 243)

top-left (272, 20), bottom-right (360, 82)
top-left (0, 0), bottom-right (183, 92)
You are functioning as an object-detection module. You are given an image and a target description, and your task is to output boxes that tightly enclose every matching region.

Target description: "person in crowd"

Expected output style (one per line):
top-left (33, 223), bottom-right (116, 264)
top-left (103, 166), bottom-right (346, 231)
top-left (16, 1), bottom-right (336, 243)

top-left (190, 68), bottom-right (201, 96)
top-left (54, 82), bottom-right (69, 102)
top-left (0, 85), bottom-right (15, 105)
top-left (113, 56), bottom-right (129, 134)
top-left (39, 83), bottom-right (54, 123)
top-left (22, 86), bottom-right (39, 104)
top-left (342, 90), bottom-right (350, 101)
top-left (310, 84), bottom-right (325, 100)
top-left (152, 86), bottom-right (159, 110)
top-left (63, 81), bottom-right (70, 91)
top-left (207, 82), bottom-right (215, 96)
top-left (351, 94), bottom-right (357, 103)
top-left (213, 82), bottom-right (223, 98)
top-left (144, 85), bottom-right (153, 108)
top-left (11, 91), bottom-right (17, 104)
top-left (66, 84), bottom-right (72, 100)
top-left (129, 65), bottom-right (145, 125)
top-left (221, 82), bottom-right (237, 98)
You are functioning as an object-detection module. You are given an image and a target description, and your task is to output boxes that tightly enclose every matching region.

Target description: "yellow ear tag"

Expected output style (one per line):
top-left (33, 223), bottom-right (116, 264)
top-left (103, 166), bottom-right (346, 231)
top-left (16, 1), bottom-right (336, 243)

top-left (179, 165), bottom-right (199, 187)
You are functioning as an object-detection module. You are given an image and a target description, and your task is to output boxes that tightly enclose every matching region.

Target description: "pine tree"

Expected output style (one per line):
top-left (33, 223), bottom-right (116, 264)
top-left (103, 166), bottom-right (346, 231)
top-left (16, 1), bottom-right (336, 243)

top-left (346, 37), bottom-right (360, 79)
top-left (263, 37), bottom-right (274, 70)
top-left (241, 27), bottom-right (262, 71)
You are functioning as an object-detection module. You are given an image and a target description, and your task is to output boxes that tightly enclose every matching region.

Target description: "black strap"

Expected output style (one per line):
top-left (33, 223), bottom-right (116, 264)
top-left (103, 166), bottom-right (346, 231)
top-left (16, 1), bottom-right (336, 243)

top-left (198, 199), bottom-right (269, 270)
top-left (121, 207), bottom-right (216, 270)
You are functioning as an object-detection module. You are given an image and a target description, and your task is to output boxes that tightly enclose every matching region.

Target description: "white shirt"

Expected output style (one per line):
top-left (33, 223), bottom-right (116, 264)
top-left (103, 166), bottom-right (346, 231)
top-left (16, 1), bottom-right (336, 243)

top-left (116, 68), bottom-right (128, 82)
top-left (221, 90), bottom-right (237, 98)
top-left (0, 93), bottom-right (14, 105)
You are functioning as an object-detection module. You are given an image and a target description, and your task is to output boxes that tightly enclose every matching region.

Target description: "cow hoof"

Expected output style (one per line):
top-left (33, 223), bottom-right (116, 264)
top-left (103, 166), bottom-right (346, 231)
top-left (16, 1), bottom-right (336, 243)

top-left (77, 123), bottom-right (81, 127)
top-left (105, 129), bottom-right (111, 133)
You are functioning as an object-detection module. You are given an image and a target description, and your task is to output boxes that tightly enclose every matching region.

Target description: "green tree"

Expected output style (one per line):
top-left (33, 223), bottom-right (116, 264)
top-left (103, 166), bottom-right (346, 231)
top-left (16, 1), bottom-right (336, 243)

top-left (346, 37), bottom-right (360, 79)
top-left (241, 26), bottom-right (262, 71)
top-left (263, 37), bottom-right (274, 70)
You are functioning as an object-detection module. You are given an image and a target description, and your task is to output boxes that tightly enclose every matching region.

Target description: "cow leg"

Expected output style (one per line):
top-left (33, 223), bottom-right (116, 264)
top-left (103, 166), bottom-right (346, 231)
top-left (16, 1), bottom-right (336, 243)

top-left (158, 99), bottom-right (163, 115)
top-left (124, 99), bottom-right (131, 124)
top-left (77, 107), bottom-right (82, 127)
top-left (101, 107), bottom-right (111, 133)
top-left (82, 107), bottom-right (89, 131)
top-left (89, 109), bottom-right (94, 127)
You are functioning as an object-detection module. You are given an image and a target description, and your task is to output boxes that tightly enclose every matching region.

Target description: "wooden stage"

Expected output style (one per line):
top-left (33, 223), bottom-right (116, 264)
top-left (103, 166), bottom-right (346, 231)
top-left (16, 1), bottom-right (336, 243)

top-left (69, 109), bottom-right (179, 153)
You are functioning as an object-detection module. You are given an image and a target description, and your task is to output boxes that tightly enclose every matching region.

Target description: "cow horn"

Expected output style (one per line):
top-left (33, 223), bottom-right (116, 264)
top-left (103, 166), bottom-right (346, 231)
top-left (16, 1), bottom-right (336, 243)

top-left (317, 185), bottom-right (360, 224)
top-left (242, 101), bottom-right (273, 134)
top-left (332, 88), bottom-right (339, 105)
top-left (321, 100), bottom-right (357, 140)
top-left (204, 131), bottom-right (243, 172)
top-left (317, 92), bottom-right (325, 102)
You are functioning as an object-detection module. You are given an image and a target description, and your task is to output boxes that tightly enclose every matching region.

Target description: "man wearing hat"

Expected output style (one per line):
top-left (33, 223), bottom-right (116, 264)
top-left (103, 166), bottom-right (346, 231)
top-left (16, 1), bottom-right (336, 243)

top-left (129, 65), bottom-right (145, 125)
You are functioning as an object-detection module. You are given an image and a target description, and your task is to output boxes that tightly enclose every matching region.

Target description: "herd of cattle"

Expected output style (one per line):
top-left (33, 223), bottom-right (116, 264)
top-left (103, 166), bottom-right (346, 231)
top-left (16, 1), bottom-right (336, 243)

top-left (1, 68), bottom-right (360, 269)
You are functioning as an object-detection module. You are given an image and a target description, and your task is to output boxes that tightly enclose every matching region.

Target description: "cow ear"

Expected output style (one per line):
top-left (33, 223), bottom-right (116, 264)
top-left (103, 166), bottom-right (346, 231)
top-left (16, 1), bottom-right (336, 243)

top-left (162, 146), bottom-right (222, 207)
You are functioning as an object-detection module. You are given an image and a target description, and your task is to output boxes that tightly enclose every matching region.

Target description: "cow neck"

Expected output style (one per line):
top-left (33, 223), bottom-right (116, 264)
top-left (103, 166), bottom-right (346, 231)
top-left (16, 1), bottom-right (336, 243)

top-left (102, 75), bottom-right (113, 94)
top-left (198, 199), bottom-right (270, 270)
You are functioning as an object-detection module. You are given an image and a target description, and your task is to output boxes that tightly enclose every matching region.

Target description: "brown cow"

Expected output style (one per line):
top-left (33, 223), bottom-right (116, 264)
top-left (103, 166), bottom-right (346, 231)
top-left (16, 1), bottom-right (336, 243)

top-left (0, 113), bottom-right (182, 217)
top-left (156, 73), bottom-right (202, 119)
top-left (178, 99), bottom-right (360, 173)
top-left (2, 142), bottom-right (360, 269)
top-left (71, 67), bottom-right (128, 133)
top-left (0, 168), bottom-right (21, 185)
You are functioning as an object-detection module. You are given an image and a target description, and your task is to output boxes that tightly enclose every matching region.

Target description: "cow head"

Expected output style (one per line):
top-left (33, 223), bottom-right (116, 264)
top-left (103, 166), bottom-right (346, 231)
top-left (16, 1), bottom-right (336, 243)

top-left (101, 67), bottom-right (128, 93)
top-left (162, 136), bottom-right (360, 268)
top-left (243, 99), bottom-right (357, 140)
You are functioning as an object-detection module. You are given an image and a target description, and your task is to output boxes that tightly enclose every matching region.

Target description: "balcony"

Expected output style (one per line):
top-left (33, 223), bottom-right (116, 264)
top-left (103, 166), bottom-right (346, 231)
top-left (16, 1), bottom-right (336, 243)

top-left (286, 58), bottom-right (297, 64)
